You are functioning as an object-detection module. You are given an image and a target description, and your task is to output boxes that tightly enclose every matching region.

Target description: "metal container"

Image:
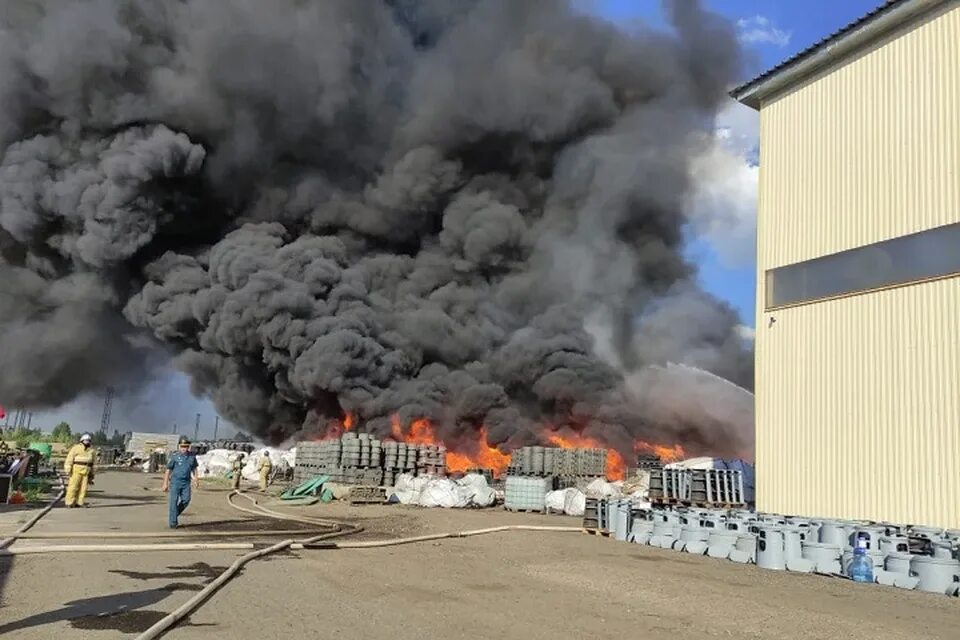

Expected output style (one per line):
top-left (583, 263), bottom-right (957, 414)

top-left (706, 529), bottom-right (740, 559)
top-left (757, 527), bottom-right (786, 571)
top-left (782, 527), bottom-right (809, 561)
top-left (879, 535), bottom-right (911, 555)
top-left (612, 500), bottom-right (632, 541)
top-left (730, 532), bottom-right (757, 563)
top-left (909, 555), bottom-right (960, 594)
top-left (801, 542), bottom-right (842, 573)
top-left (649, 511), bottom-right (681, 549)
top-left (676, 515), bottom-right (710, 554)
top-left (885, 551), bottom-right (914, 575)
top-left (818, 520), bottom-right (854, 547)
top-left (630, 518), bottom-right (655, 545)
top-left (908, 526), bottom-right (945, 541)
top-left (849, 527), bottom-right (886, 551)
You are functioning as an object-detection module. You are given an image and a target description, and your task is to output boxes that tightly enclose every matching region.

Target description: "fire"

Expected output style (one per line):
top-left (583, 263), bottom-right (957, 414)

top-left (635, 441), bottom-right (685, 463)
top-left (328, 413), bottom-right (687, 482)
top-left (445, 427), bottom-right (511, 476)
top-left (544, 431), bottom-right (686, 481)
top-left (316, 412), bottom-right (356, 440)
top-left (545, 432), bottom-right (627, 481)
top-left (390, 415), bottom-right (510, 476)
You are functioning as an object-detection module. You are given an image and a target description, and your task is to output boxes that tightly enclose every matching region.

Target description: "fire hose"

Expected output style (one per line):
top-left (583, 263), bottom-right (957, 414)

top-left (134, 491), bottom-right (583, 640)
top-left (0, 479), bottom-right (65, 550)
top-left (1, 486), bottom-right (583, 640)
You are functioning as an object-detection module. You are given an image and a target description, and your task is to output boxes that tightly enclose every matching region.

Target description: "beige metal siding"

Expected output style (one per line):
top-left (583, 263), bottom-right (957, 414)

top-left (755, 5), bottom-right (960, 527)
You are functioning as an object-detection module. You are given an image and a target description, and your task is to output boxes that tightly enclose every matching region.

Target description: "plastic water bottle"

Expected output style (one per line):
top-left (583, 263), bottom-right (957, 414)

top-left (849, 543), bottom-right (874, 583)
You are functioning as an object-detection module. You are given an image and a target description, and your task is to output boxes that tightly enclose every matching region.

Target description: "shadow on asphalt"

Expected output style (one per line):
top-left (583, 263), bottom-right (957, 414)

top-left (0, 556), bottom-right (11, 612)
top-left (83, 491), bottom-right (164, 503)
top-left (0, 582), bottom-right (218, 634)
top-left (109, 562), bottom-right (228, 582)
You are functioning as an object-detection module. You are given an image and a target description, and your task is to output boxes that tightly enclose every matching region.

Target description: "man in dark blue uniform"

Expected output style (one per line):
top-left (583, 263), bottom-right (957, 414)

top-left (162, 437), bottom-right (199, 529)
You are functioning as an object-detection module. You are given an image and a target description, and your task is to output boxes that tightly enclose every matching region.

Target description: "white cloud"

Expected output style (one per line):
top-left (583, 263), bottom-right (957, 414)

top-left (684, 101), bottom-right (759, 269)
top-left (736, 15), bottom-right (792, 47)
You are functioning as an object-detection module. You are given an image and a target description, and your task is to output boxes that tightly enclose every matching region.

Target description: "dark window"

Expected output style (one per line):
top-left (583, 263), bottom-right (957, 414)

top-left (766, 222), bottom-right (960, 309)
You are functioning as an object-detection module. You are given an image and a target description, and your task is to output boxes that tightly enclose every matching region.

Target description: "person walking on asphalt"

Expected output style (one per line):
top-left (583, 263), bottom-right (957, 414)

top-left (162, 437), bottom-right (199, 529)
top-left (63, 433), bottom-right (95, 508)
top-left (258, 451), bottom-right (273, 491)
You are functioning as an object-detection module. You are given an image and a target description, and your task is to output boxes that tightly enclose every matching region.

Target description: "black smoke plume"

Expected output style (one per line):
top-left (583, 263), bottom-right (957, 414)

top-left (0, 0), bottom-right (754, 458)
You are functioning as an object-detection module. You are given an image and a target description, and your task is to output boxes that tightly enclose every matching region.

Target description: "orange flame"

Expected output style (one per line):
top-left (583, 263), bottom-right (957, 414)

top-left (545, 432), bottom-right (627, 481)
top-left (635, 440), bottom-right (685, 463)
top-left (389, 415), bottom-right (511, 476)
top-left (314, 412), bottom-right (356, 440)
top-left (332, 414), bottom-right (687, 481)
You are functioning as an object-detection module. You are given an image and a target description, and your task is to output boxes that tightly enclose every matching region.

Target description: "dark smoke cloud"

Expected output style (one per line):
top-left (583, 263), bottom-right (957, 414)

top-left (0, 0), bottom-right (753, 459)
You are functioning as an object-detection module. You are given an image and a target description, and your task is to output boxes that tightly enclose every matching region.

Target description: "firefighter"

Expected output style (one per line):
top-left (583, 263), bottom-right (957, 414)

top-left (257, 452), bottom-right (273, 491)
top-left (231, 453), bottom-right (246, 490)
top-left (63, 433), bottom-right (95, 508)
top-left (162, 437), bottom-right (199, 529)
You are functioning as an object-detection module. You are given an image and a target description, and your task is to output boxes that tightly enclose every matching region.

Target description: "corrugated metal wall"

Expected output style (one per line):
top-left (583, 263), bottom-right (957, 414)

top-left (756, 4), bottom-right (960, 527)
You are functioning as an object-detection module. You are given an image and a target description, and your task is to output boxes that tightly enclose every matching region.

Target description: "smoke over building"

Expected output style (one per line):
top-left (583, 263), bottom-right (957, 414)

top-left (0, 0), bottom-right (753, 459)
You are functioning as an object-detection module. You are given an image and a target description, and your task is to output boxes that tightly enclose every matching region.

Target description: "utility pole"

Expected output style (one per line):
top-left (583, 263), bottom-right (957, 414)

top-left (26, 412), bottom-right (32, 429)
top-left (172, 422), bottom-right (178, 434)
top-left (213, 415), bottom-right (220, 441)
top-left (100, 386), bottom-right (114, 434)
top-left (194, 413), bottom-right (200, 442)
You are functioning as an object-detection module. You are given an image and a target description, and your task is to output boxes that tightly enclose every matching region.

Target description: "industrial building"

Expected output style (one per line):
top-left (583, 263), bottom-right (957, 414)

top-left (731, 0), bottom-right (959, 528)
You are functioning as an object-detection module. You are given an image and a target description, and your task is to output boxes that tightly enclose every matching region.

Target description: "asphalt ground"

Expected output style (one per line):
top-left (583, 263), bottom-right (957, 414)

top-left (0, 472), bottom-right (955, 639)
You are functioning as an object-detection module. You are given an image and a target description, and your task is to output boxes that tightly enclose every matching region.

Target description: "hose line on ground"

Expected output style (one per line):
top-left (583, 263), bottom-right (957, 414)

top-left (0, 480), bottom-right (65, 550)
top-left (134, 490), bottom-right (583, 640)
top-left (12, 529), bottom-right (334, 539)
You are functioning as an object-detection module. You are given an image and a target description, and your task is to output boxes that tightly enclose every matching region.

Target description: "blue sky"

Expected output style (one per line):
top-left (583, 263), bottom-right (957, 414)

top-left (585, 0), bottom-right (884, 327)
top-left (15, 1), bottom-right (885, 437)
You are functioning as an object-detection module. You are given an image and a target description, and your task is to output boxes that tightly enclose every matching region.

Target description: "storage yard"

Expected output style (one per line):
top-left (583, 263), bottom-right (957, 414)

top-left (2, 0), bottom-right (959, 638)
top-left (1, 472), bottom-right (958, 640)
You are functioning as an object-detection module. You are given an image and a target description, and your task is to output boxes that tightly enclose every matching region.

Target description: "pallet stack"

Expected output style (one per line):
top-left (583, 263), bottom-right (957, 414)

top-left (416, 444), bottom-right (446, 477)
top-left (627, 453), bottom-right (663, 477)
top-left (647, 468), bottom-right (746, 508)
top-left (295, 434), bottom-right (447, 486)
top-left (507, 446), bottom-right (608, 483)
top-left (348, 485), bottom-right (387, 504)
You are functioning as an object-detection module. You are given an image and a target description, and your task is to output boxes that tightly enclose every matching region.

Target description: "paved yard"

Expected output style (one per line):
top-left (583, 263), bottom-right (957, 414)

top-left (0, 473), bottom-right (955, 639)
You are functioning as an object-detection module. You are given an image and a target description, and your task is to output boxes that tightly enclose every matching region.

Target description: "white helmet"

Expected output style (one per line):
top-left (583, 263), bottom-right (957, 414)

top-left (80, 433), bottom-right (92, 443)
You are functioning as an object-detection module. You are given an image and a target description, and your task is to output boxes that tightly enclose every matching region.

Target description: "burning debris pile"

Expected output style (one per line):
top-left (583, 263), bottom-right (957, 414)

top-left (0, 1), bottom-right (753, 467)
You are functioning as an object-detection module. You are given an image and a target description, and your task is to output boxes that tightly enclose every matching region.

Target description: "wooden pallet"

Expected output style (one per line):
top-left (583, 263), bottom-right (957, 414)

top-left (650, 499), bottom-right (746, 510)
top-left (582, 528), bottom-right (611, 537)
top-left (504, 507), bottom-right (545, 513)
top-left (649, 497), bottom-right (683, 505)
top-left (348, 486), bottom-right (386, 504)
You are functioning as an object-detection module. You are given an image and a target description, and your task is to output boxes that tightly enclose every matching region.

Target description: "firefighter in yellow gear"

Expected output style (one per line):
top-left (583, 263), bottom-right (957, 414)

top-left (258, 453), bottom-right (273, 491)
top-left (64, 433), bottom-right (96, 507)
top-left (231, 453), bottom-right (245, 490)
